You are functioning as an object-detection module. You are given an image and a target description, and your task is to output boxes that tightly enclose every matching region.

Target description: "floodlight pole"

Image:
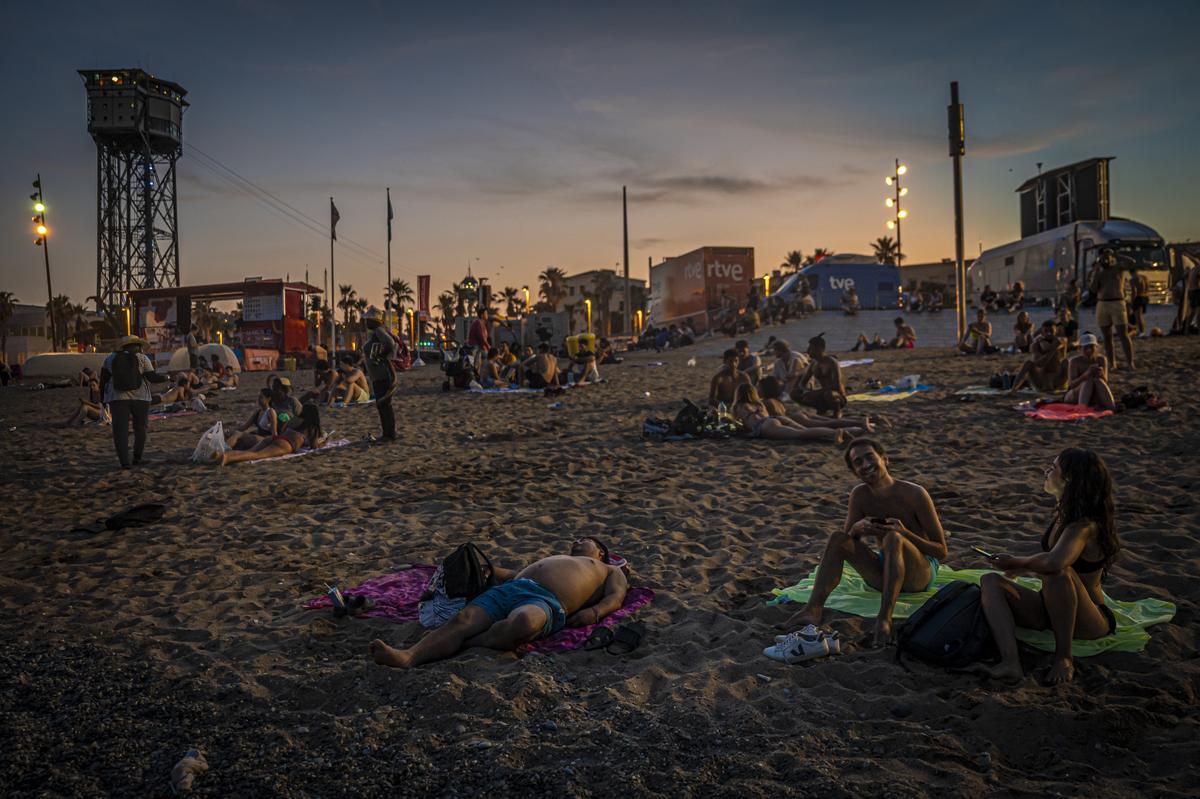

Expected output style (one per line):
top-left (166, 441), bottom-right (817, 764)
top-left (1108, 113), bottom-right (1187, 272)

top-left (35, 174), bottom-right (56, 349)
top-left (948, 82), bottom-right (967, 340)
top-left (622, 185), bottom-right (631, 336)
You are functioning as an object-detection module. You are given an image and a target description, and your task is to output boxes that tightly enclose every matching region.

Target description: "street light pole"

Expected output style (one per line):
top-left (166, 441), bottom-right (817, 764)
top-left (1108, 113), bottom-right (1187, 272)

top-left (948, 82), bottom-right (968, 340)
top-left (33, 174), bottom-right (56, 350)
top-left (884, 161), bottom-right (909, 267)
top-left (894, 159), bottom-right (902, 266)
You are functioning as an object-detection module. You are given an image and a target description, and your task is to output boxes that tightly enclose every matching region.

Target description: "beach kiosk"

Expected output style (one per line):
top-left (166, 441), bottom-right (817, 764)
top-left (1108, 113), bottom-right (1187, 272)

top-left (128, 278), bottom-right (321, 370)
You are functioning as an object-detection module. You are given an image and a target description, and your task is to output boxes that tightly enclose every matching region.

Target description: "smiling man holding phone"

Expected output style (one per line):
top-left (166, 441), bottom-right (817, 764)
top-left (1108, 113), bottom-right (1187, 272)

top-left (787, 437), bottom-right (949, 647)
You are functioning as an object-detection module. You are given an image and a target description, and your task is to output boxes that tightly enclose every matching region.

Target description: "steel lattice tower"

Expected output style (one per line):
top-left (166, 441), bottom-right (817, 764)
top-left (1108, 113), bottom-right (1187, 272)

top-left (79, 69), bottom-right (188, 312)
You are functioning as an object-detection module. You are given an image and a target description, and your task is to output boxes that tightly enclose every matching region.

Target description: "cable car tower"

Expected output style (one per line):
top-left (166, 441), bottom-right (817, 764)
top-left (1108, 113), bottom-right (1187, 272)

top-left (79, 69), bottom-right (188, 311)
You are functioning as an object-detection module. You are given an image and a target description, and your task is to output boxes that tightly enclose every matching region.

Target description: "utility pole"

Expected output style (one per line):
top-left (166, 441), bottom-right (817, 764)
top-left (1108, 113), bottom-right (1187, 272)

top-left (622, 186), bottom-right (631, 336)
top-left (948, 81), bottom-right (967, 340)
top-left (31, 175), bottom-right (56, 350)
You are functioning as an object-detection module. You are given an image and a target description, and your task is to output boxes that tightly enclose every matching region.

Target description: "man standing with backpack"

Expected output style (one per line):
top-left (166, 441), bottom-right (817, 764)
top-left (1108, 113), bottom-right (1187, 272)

top-left (100, 335), bottom-right (169, 468)
top-left (362, 309), bottom-right (397, 442)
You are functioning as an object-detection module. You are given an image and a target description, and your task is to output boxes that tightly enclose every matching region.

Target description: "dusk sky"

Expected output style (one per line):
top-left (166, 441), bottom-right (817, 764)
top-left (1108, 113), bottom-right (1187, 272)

top-left (2, 0), bottom-right (1198, 310)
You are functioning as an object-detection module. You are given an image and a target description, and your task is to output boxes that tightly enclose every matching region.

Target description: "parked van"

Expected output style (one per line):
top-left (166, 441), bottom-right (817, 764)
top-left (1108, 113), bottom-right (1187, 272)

top-left (968, 218), bottom-right (1168, 305)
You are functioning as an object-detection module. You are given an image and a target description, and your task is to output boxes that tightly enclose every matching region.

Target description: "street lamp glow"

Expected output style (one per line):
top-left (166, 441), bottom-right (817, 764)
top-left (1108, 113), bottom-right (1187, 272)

top-left (887, 220), bottom-right (896, 229)
top-left (899, 187), bottom-right (908, 196)
top-left (34, 202), bottom-right (45, 213)
top-left (885, 198), bottom-right (895, 207)
top-left (897, 164), bottom-right (908, 175)
top-left (885, 176), bottom-right (894, 186)
top-left (897, 209), bottom-right (908, 219)
top-left (584, 298), bottom-right (592, 333)
top-left (36, 224), bottom-right (48, 236)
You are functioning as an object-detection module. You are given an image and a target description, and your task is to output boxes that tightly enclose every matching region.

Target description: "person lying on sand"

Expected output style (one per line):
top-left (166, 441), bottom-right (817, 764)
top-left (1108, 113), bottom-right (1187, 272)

top-left (226, 388), bottom-right (278, 450)
top-left (155, 375), bottom-right (193, 405)
top-left (216, 402), bottom-right (325, 465)
top-left (1063, 333), bottom-right (1115, 410)
top-left (732, 384), bottom-right (853, 443)
top-left (850, 333), bottom-right (886, 352)
top-left (709, 348), bottom-right (752, 406)
top-left (793, 334), bottom-right (846, 416)
top-left (958, 309), bottom-right (993, 354)
top-left (788, 437), bottom-right (948, 646)
top-left (1010, 320), bottom-right (1067, 393)
top-left (758, 377), bottom-right (886, 432)
top-left (974, 448), bottom-right (1122, 685)
top-left (369, 537), bottom-right (628, 668)
top-left (524, 343), bottom-right (561, 389)
top-left (330, 354), bottom-right (370, 405)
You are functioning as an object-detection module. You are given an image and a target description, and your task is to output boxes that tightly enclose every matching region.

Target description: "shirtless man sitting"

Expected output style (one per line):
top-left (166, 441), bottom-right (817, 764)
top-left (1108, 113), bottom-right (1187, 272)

top-left (1010, 320), bottom-right (1067, 393)
top-left (888, 317), bottom-right (917, 349)
top-left (330, 353), bottom-right (371, 404)
top-left (709, 348), bottom-right (752, 407)
top-left (958, 309), bottom-right (992, 354)
top-left (793, 334), bottom-right (846, 416)
top-left (1063, 332), bottom-right (1115, 410)
top-left (771, 340), bottom-right (809, 398)
top-left (369, 537), bottom-right (628, 668)
top-left (300, 359), bottom-right (336, 405)
top-left (788, 438), bottom-right (948, 646)
top-left (524, 343), bottom-right (561, 389)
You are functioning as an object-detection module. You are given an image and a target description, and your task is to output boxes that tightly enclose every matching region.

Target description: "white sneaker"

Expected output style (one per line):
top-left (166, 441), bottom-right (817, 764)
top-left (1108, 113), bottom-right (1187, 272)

top-left (774, 625), bottom-right (841, 655)
top-left (764, 626), bottom-right (830, 664)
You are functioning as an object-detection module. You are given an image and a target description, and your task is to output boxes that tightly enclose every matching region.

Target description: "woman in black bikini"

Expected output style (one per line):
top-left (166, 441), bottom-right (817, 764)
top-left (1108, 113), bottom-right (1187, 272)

top-left (218, 402), bottom-right (324, 465)
top-left (977, 448), bottom-right (1121, 685)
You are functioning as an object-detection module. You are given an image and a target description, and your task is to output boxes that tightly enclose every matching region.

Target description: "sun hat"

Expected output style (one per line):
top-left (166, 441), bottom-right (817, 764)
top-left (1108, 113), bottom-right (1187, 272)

top-left (1079, 332), bottom-right (1099, 347)
top-left (117, 334), bottom-right (149, 349)
top-left (275, 376), bottom-right (292, 387)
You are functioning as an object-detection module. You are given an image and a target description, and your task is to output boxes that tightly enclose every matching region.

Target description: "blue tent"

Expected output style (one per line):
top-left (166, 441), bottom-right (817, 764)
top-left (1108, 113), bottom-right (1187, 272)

top-left (771, 257), bottom-right (900, 310)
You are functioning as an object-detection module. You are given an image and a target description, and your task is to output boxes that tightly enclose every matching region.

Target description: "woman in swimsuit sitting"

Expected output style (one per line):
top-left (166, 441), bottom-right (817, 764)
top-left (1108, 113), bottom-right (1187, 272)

top-left (226, 388), bottom-right (278, 450)
top-left (976, 448), bottom-right (1122, 685)
top-left (732, 384), bottom-right (852, 443)
top-left (217, 402), bottom-right (325, 465)
top-left (758, 376), bottom-right (885, 433)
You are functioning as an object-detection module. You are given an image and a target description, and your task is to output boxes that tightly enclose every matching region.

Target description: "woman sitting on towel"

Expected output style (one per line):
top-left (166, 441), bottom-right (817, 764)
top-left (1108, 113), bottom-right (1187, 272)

top-left (226, 388), bottom-right (278, 450)
top-left (217, 402), bottom-right (325, 465)
top-left (757, 377), bottom-right (882, 433)
top-left (976, 448), bottom-right (1122, 685)
top-left (732, 384), bottom-right (850, 442)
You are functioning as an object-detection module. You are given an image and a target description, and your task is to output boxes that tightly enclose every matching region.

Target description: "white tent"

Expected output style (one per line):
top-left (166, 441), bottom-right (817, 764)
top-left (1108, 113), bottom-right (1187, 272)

top-left (20, 352), bottom-right (109, 378)
top-left (165, 343), bottom-right (241, 372)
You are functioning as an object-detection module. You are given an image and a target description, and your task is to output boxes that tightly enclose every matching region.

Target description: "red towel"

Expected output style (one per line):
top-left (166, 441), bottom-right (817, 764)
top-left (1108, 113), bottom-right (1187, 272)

top-left (1024, 402), bottom-right (1114, 421)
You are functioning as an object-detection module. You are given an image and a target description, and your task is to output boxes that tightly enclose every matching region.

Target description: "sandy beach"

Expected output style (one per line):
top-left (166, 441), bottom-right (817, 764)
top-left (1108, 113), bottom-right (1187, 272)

top-left (1, 320), bottom-right (1197, 798)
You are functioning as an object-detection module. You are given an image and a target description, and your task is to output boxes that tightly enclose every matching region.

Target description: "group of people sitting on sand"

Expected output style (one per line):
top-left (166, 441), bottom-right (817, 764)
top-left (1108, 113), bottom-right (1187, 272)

top-left (62, 357), bottom-right (240, 426)
top-left (850, 317), bottom-right (918, 351)
top-left (979, 282), bottom-right (1025, 314)
top-left (218, 374), bottom-right (328, 465)
top-left (707, 335), bottom-right (889, 442)
top-left (369, 437), bottom-right (1121, 687)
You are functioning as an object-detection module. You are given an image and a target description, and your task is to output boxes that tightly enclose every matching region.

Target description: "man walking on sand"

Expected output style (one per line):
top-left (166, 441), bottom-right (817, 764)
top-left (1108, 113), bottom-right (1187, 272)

top-left (369, 538), bottom-right (628, 668)
top-left (1090, 248), bottom-right (1135, 370)
top-left (362, 309), bottom-right (397, 442)
top-left (787, 438), bottom-right (948, 647)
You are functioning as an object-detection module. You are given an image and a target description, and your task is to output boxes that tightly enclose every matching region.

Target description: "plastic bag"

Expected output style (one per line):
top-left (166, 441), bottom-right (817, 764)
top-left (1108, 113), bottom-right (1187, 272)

top-left (191, 421), bottom-right (228, 463)
top-left (895, 374), bottom-right (921, 390)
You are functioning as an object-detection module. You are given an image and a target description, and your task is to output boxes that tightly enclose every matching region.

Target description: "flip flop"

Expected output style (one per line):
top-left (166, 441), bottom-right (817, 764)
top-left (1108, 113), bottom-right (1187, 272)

top-left (346, 595), bottom-right (376, 616)
top-left (606, 621), bottom-right (645, 656)
top-left (583, 627), bottom-right (614, 651)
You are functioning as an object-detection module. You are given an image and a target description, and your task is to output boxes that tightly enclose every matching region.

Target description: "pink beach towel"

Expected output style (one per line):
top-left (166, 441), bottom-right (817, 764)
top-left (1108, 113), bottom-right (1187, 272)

top-left (1024, 402), bottom-right (1114, 421)
top-left (302, 565), bottom-right (655, 654)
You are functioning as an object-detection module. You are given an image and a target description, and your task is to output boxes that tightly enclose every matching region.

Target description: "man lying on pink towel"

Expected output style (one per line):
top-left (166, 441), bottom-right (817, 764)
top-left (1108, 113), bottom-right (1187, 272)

top-left (369, 537), bottom-right (628, 669)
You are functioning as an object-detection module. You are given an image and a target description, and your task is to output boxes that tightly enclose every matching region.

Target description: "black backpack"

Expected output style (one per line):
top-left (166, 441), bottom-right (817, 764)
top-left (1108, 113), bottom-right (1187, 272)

top-left (672, 399), bottom-right (708, 436)
top-left (111, 350), bottom-right (144, 392)
top-left (441, 543), bottom-right (495, 600)
top-left (895, 581), bottom-right (996, 669)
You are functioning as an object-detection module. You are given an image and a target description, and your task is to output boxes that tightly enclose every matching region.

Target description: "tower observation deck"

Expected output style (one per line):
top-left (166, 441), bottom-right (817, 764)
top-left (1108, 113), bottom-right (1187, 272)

top-left (79, 69), bottom-right (188, 312)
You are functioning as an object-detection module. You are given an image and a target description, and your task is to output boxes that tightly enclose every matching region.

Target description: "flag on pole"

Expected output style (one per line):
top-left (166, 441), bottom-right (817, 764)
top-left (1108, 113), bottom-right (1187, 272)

top-left (330, 198), bottom-right (340, 240)
top-left (387, 188), bottom-right (394, 242)
top-left (418, 275), bottom-right (431, 317)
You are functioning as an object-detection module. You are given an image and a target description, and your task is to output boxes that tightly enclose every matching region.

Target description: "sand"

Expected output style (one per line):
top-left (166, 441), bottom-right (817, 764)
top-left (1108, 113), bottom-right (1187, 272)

top-left (0, 321), bottom-right (1197, 798)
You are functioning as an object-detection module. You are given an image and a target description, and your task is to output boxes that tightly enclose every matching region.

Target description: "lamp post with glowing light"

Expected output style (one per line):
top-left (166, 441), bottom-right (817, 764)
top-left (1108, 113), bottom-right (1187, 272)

top-left (884, 160), bottom-right (909, 266)
top-left (30, 175), bottom-right (57, 349)
top-left (521, 286), bottom-right (530, 314)
top-left (584, 299), bottom-right (592, 334)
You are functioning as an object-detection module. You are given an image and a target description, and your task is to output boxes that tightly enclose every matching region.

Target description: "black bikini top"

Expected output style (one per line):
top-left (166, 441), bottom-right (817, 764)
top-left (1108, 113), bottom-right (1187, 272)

top-left (1042, 520), bottom-right (1106, 574)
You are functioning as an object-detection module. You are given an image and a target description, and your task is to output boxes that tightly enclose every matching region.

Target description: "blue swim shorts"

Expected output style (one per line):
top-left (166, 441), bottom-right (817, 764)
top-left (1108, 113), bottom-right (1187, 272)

top-left (468, 578), bottom-right (567, 639)
top-left (877, 551), bottom-right (940, 591)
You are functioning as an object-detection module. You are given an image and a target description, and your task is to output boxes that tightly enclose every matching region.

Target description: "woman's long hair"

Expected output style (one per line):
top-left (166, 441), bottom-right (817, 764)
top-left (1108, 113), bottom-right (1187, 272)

top-left (293, 402), bottom-right (323, 442)
top-left (1052, 448), bottom-right (1120, 574)
top-left (734, 383), bottom-right (760, 406)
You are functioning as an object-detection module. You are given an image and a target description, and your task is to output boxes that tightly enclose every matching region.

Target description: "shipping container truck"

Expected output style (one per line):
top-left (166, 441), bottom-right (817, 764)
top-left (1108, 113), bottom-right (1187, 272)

top-left (647, 246), bottom-right (754, 333)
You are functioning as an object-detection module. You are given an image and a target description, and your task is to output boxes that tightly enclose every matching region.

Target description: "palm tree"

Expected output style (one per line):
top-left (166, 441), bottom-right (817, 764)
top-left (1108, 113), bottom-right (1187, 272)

top-left (70, 303), bottom-right (90, 346)
top-left (354, 297), bottom-right (368, 332)
top-left (44, 294), bottom-right (73, 351)
top-left (590, 271), bottom-right (617, 335)
top-left (437, 291), bottom-right (456, 345)
top-left (193, 300), bottom-right (215, 342)
top-left (0, 291), bottom-right (18, 362)
top-left (538, 267), bottom-right (568, 311)
top-left (781, 250), bottom-right (804, 272)
top-left (388, 278), bottom-right (414, 319)
top-left (500, 286), bottom-right (522, 317)
top-left (337, 284), bottom-right (357, 335)
top-left (804, 248), bottom-right (833, 266)
top-left (872, 236), bottom-right (900, 265)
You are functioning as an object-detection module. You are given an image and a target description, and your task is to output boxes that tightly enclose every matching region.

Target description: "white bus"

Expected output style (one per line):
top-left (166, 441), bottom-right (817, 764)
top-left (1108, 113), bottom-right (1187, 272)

top-left (968, 218), bottom-right (1169, 305)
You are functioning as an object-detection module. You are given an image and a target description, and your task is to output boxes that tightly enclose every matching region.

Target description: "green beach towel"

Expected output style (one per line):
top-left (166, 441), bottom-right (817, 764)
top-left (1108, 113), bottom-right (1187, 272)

top-left (769, 565), bottom-right (1175, 656)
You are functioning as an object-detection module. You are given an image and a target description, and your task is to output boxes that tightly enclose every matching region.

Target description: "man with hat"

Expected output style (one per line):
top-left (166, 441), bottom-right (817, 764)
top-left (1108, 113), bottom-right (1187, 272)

top-left (100, 335), bottom-right (169, 468)
top-left (363, 308), bottom-right (397, 442)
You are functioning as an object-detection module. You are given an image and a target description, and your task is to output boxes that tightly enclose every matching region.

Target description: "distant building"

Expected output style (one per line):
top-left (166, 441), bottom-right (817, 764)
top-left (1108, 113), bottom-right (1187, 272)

top-left (562, 269), bottom-right (646, 335)
top-left (900, 258), bottom-right (974, 303)
top-left (2, 304), bottom-right (53, 365)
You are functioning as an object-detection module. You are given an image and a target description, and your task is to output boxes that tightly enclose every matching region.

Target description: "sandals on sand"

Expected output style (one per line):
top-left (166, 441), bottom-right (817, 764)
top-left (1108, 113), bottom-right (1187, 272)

top-left (583, 622), bottom-right (645, 655)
